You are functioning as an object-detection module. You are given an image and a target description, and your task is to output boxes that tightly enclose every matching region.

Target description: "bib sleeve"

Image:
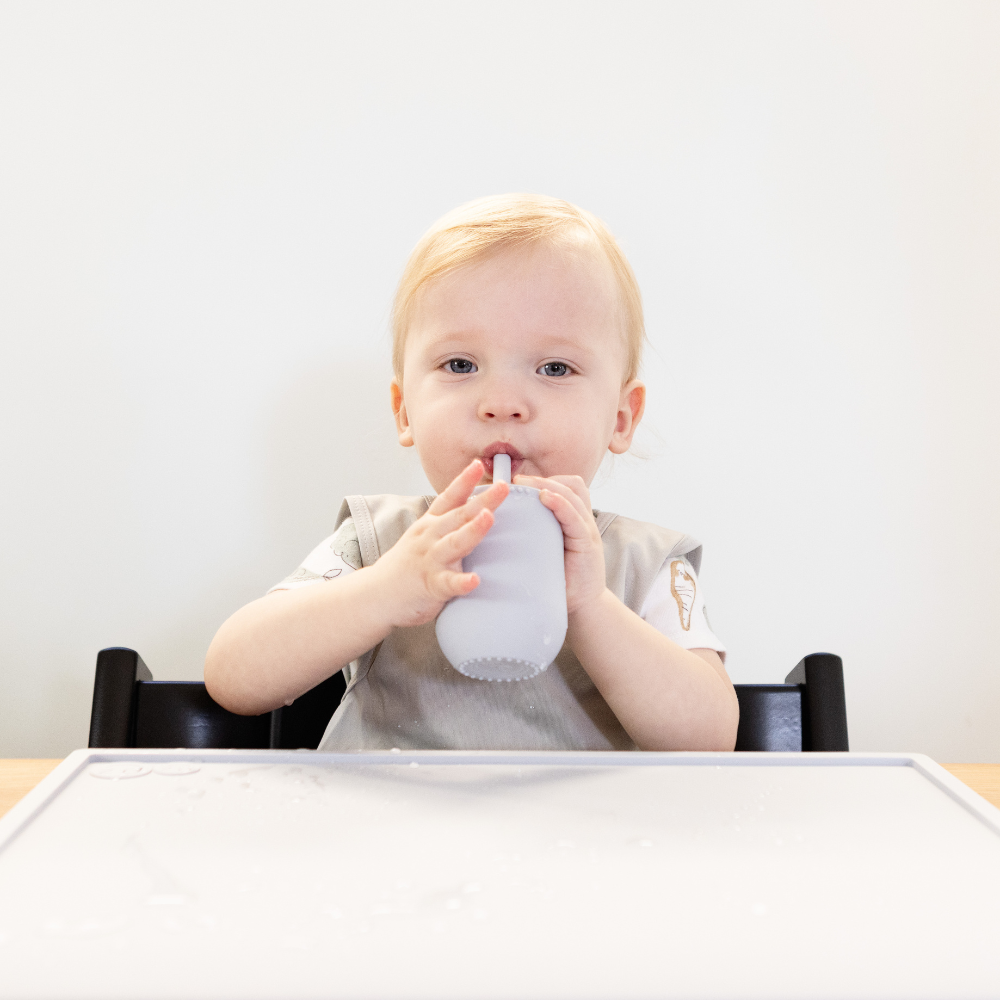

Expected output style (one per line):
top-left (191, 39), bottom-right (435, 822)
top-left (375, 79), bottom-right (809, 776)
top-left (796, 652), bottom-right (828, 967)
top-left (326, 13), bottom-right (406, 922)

top-left (266, 517), bottom-right (362, 593)
top-left (639, 556), bottom-right (726, 657)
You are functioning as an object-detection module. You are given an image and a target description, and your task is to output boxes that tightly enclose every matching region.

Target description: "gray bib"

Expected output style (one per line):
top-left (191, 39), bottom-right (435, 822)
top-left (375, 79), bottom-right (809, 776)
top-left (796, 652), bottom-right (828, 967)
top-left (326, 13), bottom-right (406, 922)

top-left (318, 495), bottom-right (701, 751)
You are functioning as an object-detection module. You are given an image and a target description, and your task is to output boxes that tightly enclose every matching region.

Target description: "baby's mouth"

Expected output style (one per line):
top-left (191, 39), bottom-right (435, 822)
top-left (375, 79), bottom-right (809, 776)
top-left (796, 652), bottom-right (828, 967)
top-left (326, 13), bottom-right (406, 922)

top-left (481, 443), bottom-right (525, 481)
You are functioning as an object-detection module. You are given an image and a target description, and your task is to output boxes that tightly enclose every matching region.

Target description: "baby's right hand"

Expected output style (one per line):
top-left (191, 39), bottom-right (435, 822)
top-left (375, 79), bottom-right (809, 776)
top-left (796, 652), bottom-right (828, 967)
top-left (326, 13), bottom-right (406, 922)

top-left (370, 459), bottom-right (508, 630)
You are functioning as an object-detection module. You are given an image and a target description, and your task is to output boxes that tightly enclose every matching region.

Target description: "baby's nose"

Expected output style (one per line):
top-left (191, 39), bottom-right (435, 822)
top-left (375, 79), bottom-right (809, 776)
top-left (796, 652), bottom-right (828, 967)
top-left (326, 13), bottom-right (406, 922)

top-left (477, 373), bottom-right (531, 421)
top-left (481, 404), bottom-right (524, 420)
top-left (479, 398), bottom-right (529, 421)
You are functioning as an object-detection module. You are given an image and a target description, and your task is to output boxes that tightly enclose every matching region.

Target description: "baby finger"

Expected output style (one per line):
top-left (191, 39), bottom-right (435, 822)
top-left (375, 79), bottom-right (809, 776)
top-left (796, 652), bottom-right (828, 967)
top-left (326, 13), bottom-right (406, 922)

top-left (432, 570), bottom-right (480, 600)
top-left (538, 488), bottom-right (595, 544)
top-left (433, 507), bottom-right (494, 563)
top-left (542, 475), bottom-right (592, 511)
top-left (430, 483), bottom-right (506, 538)
top-left (525, 476), bottom-right (591, 522)
top-left (427, 459), bottom-right (483, 516)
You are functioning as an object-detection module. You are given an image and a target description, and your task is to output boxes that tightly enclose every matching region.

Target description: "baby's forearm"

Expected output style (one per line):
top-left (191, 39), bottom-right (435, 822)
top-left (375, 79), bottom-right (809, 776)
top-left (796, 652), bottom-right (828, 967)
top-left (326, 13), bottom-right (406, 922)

top-left (567, 589), bottom-right (739, 751)
top-left (204, 567), bottom-right (394, 716)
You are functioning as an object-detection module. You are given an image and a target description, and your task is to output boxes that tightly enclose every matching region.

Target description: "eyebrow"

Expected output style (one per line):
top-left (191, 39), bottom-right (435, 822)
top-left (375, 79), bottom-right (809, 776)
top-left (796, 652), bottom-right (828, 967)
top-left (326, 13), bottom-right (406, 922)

top-left (419, 330), bottom-right (600, 359)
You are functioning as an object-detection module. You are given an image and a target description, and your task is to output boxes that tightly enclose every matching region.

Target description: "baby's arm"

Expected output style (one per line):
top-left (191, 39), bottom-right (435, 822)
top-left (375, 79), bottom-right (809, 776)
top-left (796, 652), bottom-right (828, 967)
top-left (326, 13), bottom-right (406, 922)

top-left (515, 474), bottom-right (739, 751)
top-left (568, 595), bottom-right (738, 751)
top-left (205, 460), bottom-right (507, 716)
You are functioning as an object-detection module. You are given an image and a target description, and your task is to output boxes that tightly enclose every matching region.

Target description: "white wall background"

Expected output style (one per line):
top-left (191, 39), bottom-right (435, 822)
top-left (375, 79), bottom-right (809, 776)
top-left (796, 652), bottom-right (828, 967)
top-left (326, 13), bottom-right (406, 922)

top-left (1, 1), bottom-right (998, 761)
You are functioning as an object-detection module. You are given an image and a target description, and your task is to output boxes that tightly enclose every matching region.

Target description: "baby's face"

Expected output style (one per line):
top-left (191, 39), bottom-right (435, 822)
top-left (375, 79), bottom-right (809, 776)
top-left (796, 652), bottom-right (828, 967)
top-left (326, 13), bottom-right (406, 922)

top-left (392, 243), bottom-right (644, 493)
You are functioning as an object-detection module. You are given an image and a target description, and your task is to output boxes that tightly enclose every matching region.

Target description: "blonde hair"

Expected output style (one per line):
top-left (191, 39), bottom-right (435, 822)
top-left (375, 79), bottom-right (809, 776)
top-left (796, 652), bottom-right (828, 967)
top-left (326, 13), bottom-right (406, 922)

top-left (391, 193), bottom-right (644, 383)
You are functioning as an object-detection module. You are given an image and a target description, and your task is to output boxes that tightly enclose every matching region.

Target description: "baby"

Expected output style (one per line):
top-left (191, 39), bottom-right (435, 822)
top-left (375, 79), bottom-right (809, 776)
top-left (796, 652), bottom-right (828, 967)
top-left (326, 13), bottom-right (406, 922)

top-left (205, 194), bottom-right (739, 752)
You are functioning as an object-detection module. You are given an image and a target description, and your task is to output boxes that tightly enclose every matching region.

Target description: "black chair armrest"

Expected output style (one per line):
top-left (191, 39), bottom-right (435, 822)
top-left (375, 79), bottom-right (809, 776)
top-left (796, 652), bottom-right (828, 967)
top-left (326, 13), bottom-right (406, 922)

top-left (133, 682), bottom-right (271, 749)
top-left (785, 652), bottom-right (849, 751)
top-left (88, 647), bottom-right (152, 747)
top-left (734, 685), bottom-right (804, 751)
top-left (89, 647), bottom-right (346, 750)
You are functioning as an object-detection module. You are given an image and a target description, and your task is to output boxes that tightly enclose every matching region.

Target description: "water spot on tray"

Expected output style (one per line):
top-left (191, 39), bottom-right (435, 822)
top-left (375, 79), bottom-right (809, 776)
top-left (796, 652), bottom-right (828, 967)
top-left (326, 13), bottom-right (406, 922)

top-left (154, 762), bottom-right (201, 776)
top-left (89, 763), bottom-right (151, 780)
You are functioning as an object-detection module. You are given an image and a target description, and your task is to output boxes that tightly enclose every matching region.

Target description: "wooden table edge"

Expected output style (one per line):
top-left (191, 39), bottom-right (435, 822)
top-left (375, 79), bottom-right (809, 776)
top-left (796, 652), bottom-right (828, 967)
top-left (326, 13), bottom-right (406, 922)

top-left (0, 759), bottom-right (63, 819)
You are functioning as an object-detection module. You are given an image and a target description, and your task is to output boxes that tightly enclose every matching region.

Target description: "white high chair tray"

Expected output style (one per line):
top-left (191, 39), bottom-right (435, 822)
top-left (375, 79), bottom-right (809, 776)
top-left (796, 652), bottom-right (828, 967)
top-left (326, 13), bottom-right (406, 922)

top-left (1, 750), bottom-right (998, 999)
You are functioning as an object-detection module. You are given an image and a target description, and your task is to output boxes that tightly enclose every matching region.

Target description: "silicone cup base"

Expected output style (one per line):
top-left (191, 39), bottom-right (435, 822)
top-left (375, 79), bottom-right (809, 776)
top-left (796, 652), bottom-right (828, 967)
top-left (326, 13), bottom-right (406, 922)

top-left (453, 656), bottom-right (546, 682)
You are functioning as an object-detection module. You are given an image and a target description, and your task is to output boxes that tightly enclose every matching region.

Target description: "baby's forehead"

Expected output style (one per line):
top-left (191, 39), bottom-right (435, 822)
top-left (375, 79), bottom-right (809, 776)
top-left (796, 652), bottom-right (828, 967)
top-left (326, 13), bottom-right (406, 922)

top-left (405, 262), bottom-right (628, 380)
top-left (415, 243), bottom-right (618, 325)
top-left (465, 237), bottom-right (616, 288)
top-left (392, 197), bottom-right (644, 384)
top-left (417, 325), bottom-right (607, 361)
top-left (398, 235), bottom-right (634, 383)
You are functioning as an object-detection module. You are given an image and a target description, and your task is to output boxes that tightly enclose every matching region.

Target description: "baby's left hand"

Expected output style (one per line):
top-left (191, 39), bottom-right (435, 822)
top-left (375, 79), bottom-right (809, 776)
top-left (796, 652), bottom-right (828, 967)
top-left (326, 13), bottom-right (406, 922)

top-left (513, 475), bottom-right (606, 616)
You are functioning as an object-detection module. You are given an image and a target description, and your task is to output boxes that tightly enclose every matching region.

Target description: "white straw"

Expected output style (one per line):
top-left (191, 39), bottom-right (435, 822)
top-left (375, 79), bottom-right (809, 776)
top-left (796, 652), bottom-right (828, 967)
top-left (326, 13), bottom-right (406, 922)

top-left (493, 453), bottom-right (511, 484)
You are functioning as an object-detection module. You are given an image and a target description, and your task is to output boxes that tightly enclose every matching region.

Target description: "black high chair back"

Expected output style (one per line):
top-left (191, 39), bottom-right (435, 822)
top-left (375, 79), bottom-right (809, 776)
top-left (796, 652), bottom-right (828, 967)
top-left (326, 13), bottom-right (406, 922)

top-left (88, 647), bottom-right (848, 752)
top-left (88, 647), bottom-right (345, 750)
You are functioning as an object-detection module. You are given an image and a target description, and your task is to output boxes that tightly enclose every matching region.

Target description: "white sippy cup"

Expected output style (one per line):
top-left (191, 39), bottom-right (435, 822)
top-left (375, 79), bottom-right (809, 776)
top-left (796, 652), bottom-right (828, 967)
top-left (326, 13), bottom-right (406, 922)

top-left (435, 454), bottom-right (568, 681)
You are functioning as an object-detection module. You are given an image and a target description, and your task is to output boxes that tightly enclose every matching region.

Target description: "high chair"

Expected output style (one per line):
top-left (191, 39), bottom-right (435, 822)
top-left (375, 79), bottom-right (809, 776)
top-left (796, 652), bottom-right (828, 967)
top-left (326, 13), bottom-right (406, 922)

top-left (88, 647), bottom-right (848, 751)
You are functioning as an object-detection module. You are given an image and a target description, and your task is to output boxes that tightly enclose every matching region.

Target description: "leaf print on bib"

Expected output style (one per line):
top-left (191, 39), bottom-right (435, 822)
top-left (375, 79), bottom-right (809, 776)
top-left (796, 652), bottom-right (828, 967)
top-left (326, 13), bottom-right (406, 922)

top-left (669, 559), bottom-right (697, 631)
top-left (289, 567), bottom-right (323, 584)
top-left (330, 519), bottom-right (362, 571)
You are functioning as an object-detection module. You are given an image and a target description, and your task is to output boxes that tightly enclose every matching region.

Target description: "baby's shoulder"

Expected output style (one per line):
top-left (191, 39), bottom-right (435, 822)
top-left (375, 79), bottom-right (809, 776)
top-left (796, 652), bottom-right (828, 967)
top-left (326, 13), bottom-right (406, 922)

top-left (595, 510), bottom-right (704, 599)
top-left (336, 494), bottom-right (436, 566)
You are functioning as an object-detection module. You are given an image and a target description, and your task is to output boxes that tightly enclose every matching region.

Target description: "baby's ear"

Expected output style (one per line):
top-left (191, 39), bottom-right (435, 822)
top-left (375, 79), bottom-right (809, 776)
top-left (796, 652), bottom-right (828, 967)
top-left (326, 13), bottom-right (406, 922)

top-left (390, 378), bottom-right (414, 448)
top-left (609, 380), bottom-right (645, 454)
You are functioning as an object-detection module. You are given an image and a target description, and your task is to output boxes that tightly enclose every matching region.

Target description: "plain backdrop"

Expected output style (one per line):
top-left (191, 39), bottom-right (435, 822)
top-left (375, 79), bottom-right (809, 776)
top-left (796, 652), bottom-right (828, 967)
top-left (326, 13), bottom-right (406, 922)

top-left (1, 1), bottom-right (998, 760)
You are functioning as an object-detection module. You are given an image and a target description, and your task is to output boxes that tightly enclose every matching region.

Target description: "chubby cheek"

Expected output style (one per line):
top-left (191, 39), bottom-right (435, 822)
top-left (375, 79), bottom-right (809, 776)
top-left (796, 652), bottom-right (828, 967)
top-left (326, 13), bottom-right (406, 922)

top-left (410, 410), bottom-right (473, 492)
top-left (541, 411), bottom-right (608, 478)
top-left (420, 454), bottom-right (472, 493)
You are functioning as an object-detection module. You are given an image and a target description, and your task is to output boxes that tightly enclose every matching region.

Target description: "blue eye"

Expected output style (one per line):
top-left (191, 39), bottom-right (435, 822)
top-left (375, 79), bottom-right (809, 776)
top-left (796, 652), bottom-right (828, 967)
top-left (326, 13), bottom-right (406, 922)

top-left (539, 362), bottom-right (570, 377)
top-left (446, 358), bottom-right (476, 374)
